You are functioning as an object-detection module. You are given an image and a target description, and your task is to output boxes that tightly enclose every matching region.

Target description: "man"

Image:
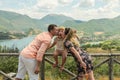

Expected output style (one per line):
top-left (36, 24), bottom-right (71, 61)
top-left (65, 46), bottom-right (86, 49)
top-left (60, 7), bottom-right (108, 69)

top-left (15, 24), bottom-right (58, 80)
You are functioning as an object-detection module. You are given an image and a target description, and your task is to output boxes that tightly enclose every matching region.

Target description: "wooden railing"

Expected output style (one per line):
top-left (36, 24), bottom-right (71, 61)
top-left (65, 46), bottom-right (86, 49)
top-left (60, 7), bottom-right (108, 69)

top-left (0, 53), bottom-right (120, 80)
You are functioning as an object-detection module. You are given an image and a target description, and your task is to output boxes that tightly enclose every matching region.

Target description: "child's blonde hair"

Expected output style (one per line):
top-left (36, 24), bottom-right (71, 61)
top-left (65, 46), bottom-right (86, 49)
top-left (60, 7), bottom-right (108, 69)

top-left (58, 26), bottom-right (65, 31)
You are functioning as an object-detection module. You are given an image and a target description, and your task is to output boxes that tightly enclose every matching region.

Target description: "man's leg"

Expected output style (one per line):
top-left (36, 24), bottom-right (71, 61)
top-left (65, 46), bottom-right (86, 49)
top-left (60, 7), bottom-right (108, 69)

top-left (23, 56), bottom-right (39, 80)
top-left (15, 55), bottom-right (27, 80)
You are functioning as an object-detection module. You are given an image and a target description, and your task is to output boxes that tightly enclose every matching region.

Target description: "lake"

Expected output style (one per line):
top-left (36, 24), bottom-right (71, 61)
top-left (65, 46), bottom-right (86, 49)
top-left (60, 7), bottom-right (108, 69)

top-left (0, 35), bottom-right (35, 51)
top-left (0, 35), bottom-right (102, 51)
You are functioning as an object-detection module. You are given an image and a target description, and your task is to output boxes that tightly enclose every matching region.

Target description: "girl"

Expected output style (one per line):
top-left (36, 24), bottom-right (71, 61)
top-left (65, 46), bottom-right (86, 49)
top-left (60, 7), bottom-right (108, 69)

top-left (49, 27), bottom-right (67, 71)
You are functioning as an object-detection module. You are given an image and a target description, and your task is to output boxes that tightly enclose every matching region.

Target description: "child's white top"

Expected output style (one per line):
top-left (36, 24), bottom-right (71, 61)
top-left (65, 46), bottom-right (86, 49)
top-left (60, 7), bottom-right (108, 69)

top-left (55, 37), bottom-right (64, 50)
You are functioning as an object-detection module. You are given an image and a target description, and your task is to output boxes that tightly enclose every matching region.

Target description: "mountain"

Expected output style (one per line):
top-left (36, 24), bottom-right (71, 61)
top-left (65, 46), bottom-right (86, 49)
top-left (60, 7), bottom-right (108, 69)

top-left (40, 14), bottom-right (74, 25)
top-left (0, 10), bottom-right (120, 38)
top-left (61, 16), bottom-right (120, 36)
top-left (0, 10), bottom-right (75, 32)
top-left (0, 10), bottom-right (40, 32)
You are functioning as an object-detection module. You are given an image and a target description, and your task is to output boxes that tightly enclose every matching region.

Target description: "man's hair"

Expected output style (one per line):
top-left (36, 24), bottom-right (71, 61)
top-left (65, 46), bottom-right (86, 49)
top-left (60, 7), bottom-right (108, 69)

top-left (48, 24), bottom-right (57, 32)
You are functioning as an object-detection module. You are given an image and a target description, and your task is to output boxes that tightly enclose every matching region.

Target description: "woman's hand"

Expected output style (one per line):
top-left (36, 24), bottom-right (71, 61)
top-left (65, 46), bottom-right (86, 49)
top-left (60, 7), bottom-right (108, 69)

top-left (70, 47), bottom-right (86, 68)
top-left (80, 61), bottom-right (86, 68)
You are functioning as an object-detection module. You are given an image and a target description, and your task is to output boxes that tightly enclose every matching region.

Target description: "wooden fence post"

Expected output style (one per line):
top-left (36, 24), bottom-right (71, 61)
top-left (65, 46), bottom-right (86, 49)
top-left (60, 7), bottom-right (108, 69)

top-left (109, 54), bottom-right (113, 80)
top-left (0, 70), bottom-right (14, 80)
top-left (40, 56), bottom-right (45, 80)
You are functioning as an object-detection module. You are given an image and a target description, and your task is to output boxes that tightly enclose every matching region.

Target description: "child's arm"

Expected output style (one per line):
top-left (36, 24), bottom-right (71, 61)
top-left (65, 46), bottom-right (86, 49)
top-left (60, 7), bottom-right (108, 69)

top-left (48, 37), bottom-right (57, 49)
top-left (49, 41), bottom-right (57, 49)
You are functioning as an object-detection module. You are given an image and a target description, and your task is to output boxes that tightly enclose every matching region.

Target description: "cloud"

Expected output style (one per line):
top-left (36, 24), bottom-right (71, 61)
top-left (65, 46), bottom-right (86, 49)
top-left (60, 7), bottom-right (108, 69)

top-left (35, 0), bottom-right (58, 10)
top-left (79, 0), bottom-right (95, 8)
top-left (34, 0), bottom-right (120, 20)
top-left (98, 0), bottom-right (120, 13)
top-left (58, 0), bottom-right (73, 4)
top-left (0, 1), bottom-right (2, 6)
top-left (1, 8), bottom-right (45, 19)
top-left (0, 0), bottom-right (120, 21)
top-left (69, 0), bottom-right (120, 20)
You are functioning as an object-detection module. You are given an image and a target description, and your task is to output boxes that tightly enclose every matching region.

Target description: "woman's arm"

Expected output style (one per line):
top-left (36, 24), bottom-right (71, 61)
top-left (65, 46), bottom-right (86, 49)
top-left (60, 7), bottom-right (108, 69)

top-left (69, 47), bottom-right (86, 68)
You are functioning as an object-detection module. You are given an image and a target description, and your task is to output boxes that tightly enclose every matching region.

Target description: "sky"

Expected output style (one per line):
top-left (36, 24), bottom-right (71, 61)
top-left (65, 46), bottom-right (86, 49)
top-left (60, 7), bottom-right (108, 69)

top-left (0, 0), bottom-right (120, 21)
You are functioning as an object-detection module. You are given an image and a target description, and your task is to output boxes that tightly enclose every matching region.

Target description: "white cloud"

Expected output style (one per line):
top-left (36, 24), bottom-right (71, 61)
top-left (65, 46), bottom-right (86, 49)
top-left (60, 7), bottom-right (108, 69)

top-left (35, 0), bottom-right (58, 10)
top-left (102, 0), bottom-right (113, 3)
top-left (58, 0), bottom-right (73, 4)
top-left (79, 0), bottom-right (95, 8)
top-left (0, 2), bottom-right (1, 6)
top-left (40, 0), bottom-right (120, 20)
top-left (69, 0), bottom-right (120, 20)
top-left (0, 0), bottom-right (120, 21)
top-left (97, 0), bottom-right (120, 15)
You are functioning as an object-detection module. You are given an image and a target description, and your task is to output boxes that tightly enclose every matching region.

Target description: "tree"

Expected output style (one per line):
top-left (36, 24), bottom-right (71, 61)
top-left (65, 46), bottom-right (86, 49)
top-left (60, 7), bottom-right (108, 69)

top-left (101, 40), bottom-right (118, 53)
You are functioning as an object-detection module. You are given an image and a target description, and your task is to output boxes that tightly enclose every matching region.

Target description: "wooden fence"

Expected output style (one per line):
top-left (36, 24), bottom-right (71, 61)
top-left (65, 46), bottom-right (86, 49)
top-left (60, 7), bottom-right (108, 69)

top-left (0, 53), bottom-right (120, 80)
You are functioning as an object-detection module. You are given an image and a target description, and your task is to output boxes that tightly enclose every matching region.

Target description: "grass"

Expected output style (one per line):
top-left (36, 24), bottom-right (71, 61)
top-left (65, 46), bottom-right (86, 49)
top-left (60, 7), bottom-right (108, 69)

top-left (0, 75), bottom-right (120, 80)
top-left (98, 76), bottom-right (120, 80)
top-left (0, 75), bottom-right (3, 80)
top-left (87, 48), bottom-right (108, 53)
top-left (87, 48), bottom-right (120, 53)
top-left (0, 48), bottom-right (120, 80)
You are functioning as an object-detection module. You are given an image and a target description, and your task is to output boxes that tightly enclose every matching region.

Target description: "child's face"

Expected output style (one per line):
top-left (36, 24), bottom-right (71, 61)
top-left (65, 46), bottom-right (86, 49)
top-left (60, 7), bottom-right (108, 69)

top-left (58, 29), bottom-right (64, 38)
top-left (59, 29), bottom-right (64, 34)
top-left (60, 30), bottom-right (66, 39)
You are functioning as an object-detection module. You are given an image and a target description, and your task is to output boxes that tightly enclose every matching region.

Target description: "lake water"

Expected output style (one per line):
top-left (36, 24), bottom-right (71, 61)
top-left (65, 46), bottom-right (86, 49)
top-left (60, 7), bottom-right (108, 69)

top-left (0, 35), bottom-right (35, 51)
top-left (0, 35), bottom-right (102, 51)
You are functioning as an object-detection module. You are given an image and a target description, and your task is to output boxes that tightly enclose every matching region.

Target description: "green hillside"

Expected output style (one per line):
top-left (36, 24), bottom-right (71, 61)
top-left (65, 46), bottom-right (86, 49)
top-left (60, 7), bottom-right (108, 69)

top-left (0, 10), bottom-right (75, 32)
top-left (40, 14), bottom-right (74, 25)
top-left (0, 10), bottom-right (76, 39)
top-left (0, 10), bottom-right (120, 40)
top-left (0, 10), bottom-right (41, 32)
top-left (62, 16), bottom-right (120, 36)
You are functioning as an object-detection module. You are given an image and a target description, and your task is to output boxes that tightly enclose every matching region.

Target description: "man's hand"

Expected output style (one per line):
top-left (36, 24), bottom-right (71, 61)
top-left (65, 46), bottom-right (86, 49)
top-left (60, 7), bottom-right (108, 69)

top-left (34, 66), bottom-right (40, 74)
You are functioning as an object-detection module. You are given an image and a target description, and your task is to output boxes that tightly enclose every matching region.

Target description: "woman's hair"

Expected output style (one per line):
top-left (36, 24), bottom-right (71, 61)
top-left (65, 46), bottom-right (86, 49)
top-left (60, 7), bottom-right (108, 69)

top-left (64, 28), bottom-right (73, 40)
top-left (64, 28), bottom-right (80, 47)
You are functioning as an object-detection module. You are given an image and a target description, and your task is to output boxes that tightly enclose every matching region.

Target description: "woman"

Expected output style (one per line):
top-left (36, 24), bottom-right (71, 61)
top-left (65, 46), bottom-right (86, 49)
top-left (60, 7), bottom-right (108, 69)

top-left (61, 28), bottom-right (95, 80)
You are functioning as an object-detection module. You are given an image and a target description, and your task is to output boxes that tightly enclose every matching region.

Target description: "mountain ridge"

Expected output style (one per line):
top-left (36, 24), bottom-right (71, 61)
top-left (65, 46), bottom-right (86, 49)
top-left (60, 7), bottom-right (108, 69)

top-left (0, 10), bottom-right (120, 37)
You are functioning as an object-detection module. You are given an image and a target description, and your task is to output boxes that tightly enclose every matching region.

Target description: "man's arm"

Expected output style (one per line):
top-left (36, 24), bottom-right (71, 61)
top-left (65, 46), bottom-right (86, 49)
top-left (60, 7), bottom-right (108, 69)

top-left (35, 42), bottom-right (49, 74)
